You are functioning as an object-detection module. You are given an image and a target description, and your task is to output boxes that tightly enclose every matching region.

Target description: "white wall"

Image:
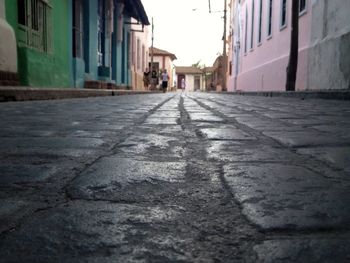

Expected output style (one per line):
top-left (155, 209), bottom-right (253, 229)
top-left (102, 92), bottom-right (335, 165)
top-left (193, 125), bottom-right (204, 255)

top-left (179, 74), bottom-right (203, 91)
top-left (0, 0), bottom-right (17, 73)
top-left (308, 0), bottom-right (350, 90)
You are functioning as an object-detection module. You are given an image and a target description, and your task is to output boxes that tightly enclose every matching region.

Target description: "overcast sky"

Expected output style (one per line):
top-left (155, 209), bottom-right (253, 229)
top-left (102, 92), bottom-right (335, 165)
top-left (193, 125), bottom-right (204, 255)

top-left (141, 0), bottom-right (225, 67)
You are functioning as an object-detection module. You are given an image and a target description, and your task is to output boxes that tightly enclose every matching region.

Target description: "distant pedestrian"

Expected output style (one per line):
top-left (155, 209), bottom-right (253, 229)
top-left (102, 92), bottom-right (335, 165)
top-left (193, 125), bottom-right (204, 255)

top-left (151, 67), bottom-right (158, 90)
top-left (181, 78), bottom-right (186, 92)
top-left (143, 68), bottom-right (150, 90)
top-left (161, 69), bottom-right (169, 93)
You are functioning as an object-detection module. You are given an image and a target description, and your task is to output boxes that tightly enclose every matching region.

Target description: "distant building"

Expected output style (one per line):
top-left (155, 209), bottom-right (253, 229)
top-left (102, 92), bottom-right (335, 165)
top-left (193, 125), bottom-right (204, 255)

top-left (149, 47), bottom-right (177, 89)
top-left (175, 66), bottom-right (204, 91)
top-left (228, 0), bottom-right (350, 91)
top-left (212, 55), bottom-right (226, 92)
top-left (203, 66), bottom-right (215, 91)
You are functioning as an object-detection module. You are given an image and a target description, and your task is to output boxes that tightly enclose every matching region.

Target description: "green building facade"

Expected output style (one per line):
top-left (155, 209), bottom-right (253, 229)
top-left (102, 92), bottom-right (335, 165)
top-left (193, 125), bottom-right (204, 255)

top-left (3, 0), bottom-right (149, 89)
top-left (5, 0), bottom-right (70, 87)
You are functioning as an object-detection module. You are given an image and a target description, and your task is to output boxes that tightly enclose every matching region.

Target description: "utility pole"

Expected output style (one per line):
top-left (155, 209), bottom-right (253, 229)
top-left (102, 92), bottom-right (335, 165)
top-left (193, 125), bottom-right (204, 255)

top-left (222, 0), bottom-right (227, 91)
top-left (286, 0), bottom-right (299, 91)
top-left (150, 17), bottom-right (154, 89)
top-left (150, 17), bottom-right (154, 72)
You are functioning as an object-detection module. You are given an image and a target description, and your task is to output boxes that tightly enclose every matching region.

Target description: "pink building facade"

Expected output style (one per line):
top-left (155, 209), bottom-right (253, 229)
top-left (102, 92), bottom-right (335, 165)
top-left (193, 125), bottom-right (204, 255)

top-left (228, 0), bottom-right (311, 92)
top-left (228, 0), bottom-right (350, 92)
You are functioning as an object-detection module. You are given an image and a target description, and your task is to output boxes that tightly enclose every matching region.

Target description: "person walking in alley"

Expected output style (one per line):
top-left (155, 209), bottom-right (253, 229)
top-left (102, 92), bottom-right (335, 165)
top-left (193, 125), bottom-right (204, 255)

top-left (181, 78), bottom-right (186, 92)
top-left (161, 69), bottom-right (169, 93)
top-left (151, 67), bottom-right (158, 90)
top-left (143, 68), bottom-right (150, 90)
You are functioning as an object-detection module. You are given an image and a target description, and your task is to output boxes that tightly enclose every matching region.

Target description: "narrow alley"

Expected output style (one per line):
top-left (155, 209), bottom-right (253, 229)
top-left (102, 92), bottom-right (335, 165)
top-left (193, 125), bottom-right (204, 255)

top-left (0, 93), bottom-right (349, 262)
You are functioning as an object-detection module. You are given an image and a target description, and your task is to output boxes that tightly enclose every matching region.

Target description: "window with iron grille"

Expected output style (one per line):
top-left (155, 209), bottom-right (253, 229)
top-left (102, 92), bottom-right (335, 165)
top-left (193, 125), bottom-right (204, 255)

top-left (257, 0), bottom-right (263, 44)
top-left (142, 45), bottom-right (145, 72)
top-left (250, 0), bottom-right (255, 49)
top-left (244, 7), bottom-right (248, 53)
top-left (137, 38), bottom-right (140, 70)
top-left (280, 0), bottom-right (287, 29)
top-left (299, 0), bottom-right (306, 14)
top-left (73, 0), bottom-right (84, 58)
top-left (97, 0), bottom-right (105, 66)
top-left (267, 0), bottom-right (273, 37)
top-left (17, 0), bottom-right (52, 53)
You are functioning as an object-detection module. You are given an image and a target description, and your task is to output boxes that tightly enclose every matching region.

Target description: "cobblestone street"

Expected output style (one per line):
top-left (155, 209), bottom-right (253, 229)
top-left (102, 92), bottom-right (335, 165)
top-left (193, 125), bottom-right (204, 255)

top-left (0, 92), bottom-right (350, 262)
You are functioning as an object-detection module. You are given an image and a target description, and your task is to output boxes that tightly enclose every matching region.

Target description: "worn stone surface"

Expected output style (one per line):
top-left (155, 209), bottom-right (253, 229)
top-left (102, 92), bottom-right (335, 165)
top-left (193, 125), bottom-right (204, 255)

top-left (248, 238), bottom-right (350, 262)
top-left (224, 163), bottom-right (350, 230)
top-left (0, 93), bottom-right (350, 262)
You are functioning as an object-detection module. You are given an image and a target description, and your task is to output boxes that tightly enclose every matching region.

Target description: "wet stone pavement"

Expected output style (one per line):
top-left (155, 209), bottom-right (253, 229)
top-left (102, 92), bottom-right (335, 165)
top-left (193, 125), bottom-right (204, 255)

top-left (0, 92), bottom-right (350, 262)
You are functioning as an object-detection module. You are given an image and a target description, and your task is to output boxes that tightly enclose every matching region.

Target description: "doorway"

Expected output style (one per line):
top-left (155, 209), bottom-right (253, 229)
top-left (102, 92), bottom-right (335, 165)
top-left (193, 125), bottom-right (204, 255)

top-left (177, 74), bottom-right (185, 89)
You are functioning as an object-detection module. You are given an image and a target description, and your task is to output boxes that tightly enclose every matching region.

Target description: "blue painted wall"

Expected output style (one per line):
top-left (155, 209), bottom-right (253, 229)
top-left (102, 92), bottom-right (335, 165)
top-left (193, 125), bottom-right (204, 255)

top-left (113, 12), bottom-right (131, 87)
top-left (68, 0), bottom-right (134, 88)
top-left (83, 0), bottom-right (98, 81)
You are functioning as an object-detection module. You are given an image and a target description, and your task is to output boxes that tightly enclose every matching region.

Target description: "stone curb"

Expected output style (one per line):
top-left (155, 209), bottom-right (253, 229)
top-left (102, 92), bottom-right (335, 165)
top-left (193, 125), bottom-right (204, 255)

top-left (207, 90), bottom-right (350, 100)
top-left (0, 87), bottom-right (159, 102)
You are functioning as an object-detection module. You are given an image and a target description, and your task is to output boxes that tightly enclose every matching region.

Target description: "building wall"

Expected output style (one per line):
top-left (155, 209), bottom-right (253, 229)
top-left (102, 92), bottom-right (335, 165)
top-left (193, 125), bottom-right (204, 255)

top-left (0, 0), bottom-right (17, 74)
top-left (130, 21), bottom-right (149, 90)
top-left (308, 0), bottom-right (350, 90)
top-left (6, 0), bottom-right (70, 87)
top-left (233, 0), bottom-right (312, 91)
top-left (186, 74), bottom-right (195, 91)
top-left (178, 74), bottom-right (202, 92)
top-left (164, 57), bottom-right (175, 88)
top-left (114, 14), bottom-right (131, 87)
top-left (227, 0), bottom-right (235, 92)
top-left (151, 55), bottom-right (176, 88)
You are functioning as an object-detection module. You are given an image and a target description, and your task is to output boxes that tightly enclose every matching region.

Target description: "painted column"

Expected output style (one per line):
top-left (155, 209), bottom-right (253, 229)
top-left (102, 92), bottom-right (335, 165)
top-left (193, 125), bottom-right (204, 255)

top-left (114, 2), bottom-right (123, 85)
top-left (0, 0), bottom-right (17, 73)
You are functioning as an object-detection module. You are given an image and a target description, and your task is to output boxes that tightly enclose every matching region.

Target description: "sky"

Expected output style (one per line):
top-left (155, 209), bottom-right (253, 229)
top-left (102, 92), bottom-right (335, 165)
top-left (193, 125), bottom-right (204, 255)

top-left (141, 0), bottom-right (226, 67)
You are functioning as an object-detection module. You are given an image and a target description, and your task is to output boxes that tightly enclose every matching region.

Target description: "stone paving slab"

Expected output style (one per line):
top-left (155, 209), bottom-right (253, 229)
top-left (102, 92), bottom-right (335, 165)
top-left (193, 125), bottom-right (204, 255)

top-left (297, 147), bottom-right (350, 172)
top-left (224, 163), bottom-right (350, 230)
top-left (188, 113), bottom-right (224, 122)
top-left (207, 141), bottom-right (296, 163)
top-left (0, 198), bottom-right (43, 234)
top-left (68, 157), bottom-right (186, 202)
top-left (0, 137), bottom-right (107, 150)
top-left (144, 117), bottom-right (178, 125)
top-left (234, 116), bottom-right (302, 131)
top-left (248, 238), bottom-right (350, 262)
top-left (199, 127), bottom-right (256, 140)
top-left (117, 133), bottom-right (185, 159)
top-left (0, 200), bottom-right (188, 262)
top-left (263, 130), bottom-right (345, 147)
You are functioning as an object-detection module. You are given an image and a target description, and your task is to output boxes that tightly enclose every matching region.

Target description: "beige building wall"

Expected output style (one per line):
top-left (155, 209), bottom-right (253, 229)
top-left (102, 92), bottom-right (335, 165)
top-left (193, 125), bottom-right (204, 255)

top-left (152, 55), bottom-right (176, 89)
top-left (130, 20), bottom-right (149, 90)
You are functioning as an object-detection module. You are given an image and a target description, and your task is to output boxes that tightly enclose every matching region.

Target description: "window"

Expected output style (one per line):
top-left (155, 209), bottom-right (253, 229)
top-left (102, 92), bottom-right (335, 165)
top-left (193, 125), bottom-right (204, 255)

top-left (73, 0), bottom-right (84, 58)
top-left (17, 0), bottom-right (52, 52)
top-left (244, 7), bottom-right (248, 53)
top-left (97, 0), bottom-right (105, 66)
top-left (131, 33), bottom-right (135, 66)
top-left (299, 0), bottom-right (306, 15)
top-left (280, 0), bottom-right (287, 29)
top-left (142, 45), bottom-right (145, 72)
top-left (267, 0), bottom-right (273, 37)
top-left (250, 0), bottom-right (255, 49)
top-left (257, 0), bottom-right (263, 44)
